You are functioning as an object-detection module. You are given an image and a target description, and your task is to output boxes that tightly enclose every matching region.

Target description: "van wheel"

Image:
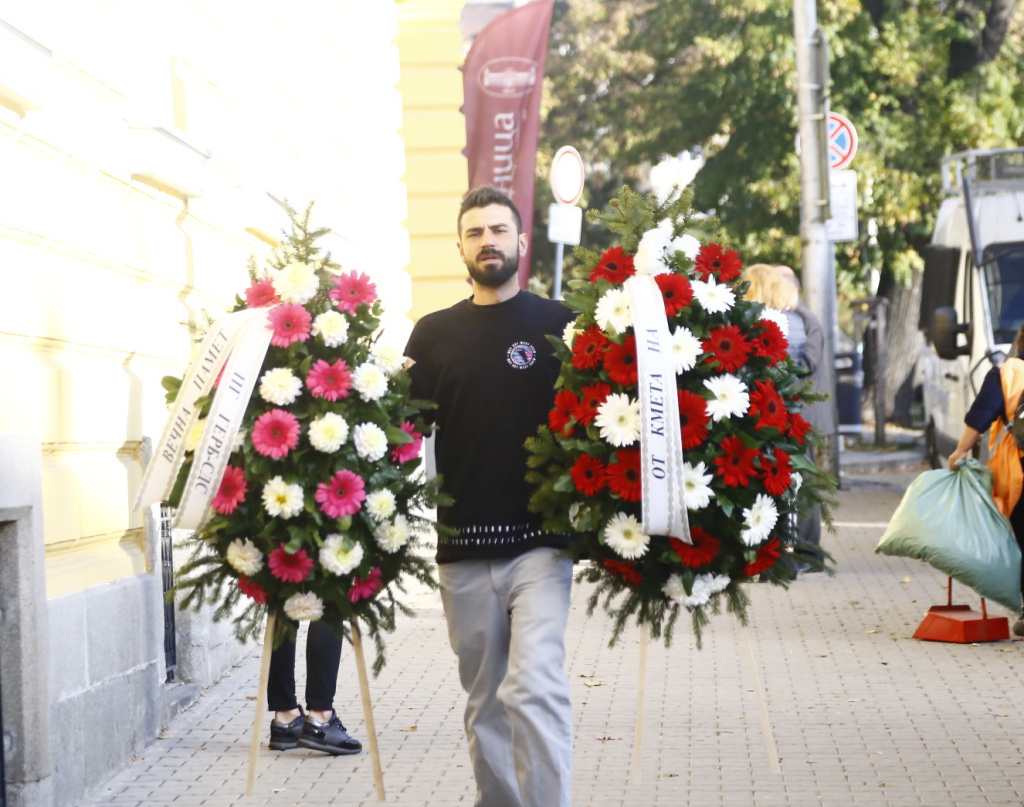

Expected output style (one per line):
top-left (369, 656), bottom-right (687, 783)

top-left (925, 420), bottom-right (942, 469)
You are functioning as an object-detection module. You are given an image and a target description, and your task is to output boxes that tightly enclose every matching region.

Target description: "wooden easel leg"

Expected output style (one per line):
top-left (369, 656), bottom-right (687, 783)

top-left (350, 619), bottom-right (386, 802)
top-left (246, 612), bottom-right (277, 796)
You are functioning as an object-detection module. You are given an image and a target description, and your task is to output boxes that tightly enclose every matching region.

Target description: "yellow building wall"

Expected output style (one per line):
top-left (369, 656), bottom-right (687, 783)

top-left (0, 1), bottom-right (411, 598)
top-left (397, 0), bottom-right (471, 320)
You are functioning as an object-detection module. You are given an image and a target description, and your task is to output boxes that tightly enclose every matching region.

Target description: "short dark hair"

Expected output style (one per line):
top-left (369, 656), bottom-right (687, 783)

top-left (458, 185), bottom-right (522, 236)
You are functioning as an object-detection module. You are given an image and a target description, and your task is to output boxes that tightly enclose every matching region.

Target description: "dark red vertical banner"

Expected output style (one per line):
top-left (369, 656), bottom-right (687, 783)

top-left (462, 0), bottom-right (555, 288)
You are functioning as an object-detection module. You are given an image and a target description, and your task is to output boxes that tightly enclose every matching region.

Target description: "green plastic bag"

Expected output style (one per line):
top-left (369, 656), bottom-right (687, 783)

top-left (875, 459), bottom-right (1022, 612)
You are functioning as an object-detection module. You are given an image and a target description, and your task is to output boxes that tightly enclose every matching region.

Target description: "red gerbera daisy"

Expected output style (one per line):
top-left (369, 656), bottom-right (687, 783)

top-left (670, 526), bottom-right (721, 567)
top-left (677, 389), bottom-right (710, 449)
top-left (694, 243), bottom-right (743, 282)
top-left (574, 381), bottom-right (612, 426)
top-left (571, 454), bottom-right (607, 496)
top-left (655, 273), bottom-right (693, 317)
top-left (349, 567), bottom-right (383, 603)
top-left (238, 576), bottom-right (267, 603)
top-left (714, 435), bottom-right (760, 487)
top-left (589, 246), bottom-right (636, 284)
top-left (744, 537), bottom-right (782, 577)
top-left (315, 469), bottom-right (366, 518)
top-left (245, 277), bottom-right (279, 308)
top-left (330, 270), bottom-right (378, 314)
top-left (212, 465), bottom-right (247, 515)
top-left (603, 557), bottom-right (643, 585)
top-left (752, 319), bottom-right (789, 365)
top-left (604, 334), bottom-right (638, 386)
top-left (702, 324), bottom-right (752, 373)
top-left (571, 325), bottom-right (610, 370)
top-left (549, 390), bottom-right (580, 435)
top-left (748, 379), bottom-right (789, 431)
top-left (759, 447), bottom-right (794, 495)
top-left (268, 544), bottom-right (314, 583)
top-left (251, 409), bottom-right (301, 459)
top-left (787, 411), bottom-right (812, 444)
top-left (606, 448), bottom-right (641, 502)
top-left (306, 359), bottom-right (352, 401)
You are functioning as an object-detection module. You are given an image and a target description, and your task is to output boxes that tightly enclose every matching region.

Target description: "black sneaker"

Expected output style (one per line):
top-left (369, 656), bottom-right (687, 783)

top-left (298, 711), bottom-right (362, 756)
top-left (269, 709), bottom-right (304, 750)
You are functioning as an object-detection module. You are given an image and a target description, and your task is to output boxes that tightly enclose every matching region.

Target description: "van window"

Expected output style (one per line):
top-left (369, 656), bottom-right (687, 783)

top-left (983, 242), bottom-right (1024, 344)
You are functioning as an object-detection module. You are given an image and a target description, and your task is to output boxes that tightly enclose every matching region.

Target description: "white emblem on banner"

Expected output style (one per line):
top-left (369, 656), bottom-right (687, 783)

top-left (624, 276), bottom-right (691, 543)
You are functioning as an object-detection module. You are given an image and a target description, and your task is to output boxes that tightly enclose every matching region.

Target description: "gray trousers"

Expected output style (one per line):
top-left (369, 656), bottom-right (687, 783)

top-left (439, 547), bottom-right (574, 807)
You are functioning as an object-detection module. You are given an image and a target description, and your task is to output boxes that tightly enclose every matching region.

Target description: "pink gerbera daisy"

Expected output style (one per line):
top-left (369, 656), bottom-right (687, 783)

top-left (251, 409), bottom-right (301, 459)
top-left (316, 469), bottom-right (366, 518)
top-left (306, 359), bottom-right (352, 401)
top-left (268, 544), bottom-right (314, 583)
top-left (245, 277), bottom-right (279, 308)
top-left (391, 421), bottom-right (423, 463)
top-left (211, 465), bottom-right (247, 514)
top-left (330, 271), bottom-right (378, 314)
top-left (349, 567), bottom-right (383, 603)
top-left (268, 304), bottom-right (312, 348)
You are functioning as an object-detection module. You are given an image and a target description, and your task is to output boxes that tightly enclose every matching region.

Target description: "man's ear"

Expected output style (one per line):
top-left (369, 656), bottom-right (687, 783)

top-left (518, 231), bottom-right (529, 254)
top-left (457, 238), bottom-right (465, 262)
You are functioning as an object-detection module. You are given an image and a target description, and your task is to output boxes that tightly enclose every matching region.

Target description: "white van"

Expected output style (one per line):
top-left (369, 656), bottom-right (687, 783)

top-left (919, 148), bottom-right (1024, 467)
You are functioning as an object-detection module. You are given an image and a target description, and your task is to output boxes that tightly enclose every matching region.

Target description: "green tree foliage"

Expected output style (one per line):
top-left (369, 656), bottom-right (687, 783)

top-left (535, 0), bottom-right (1024, 308)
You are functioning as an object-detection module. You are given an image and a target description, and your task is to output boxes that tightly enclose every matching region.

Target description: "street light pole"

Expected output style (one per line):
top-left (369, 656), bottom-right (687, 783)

top-left (794, 0), bottom-right (840, 478)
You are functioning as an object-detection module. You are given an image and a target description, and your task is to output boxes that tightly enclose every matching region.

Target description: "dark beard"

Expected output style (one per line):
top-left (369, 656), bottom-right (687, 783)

top-left (466, 247), bottom-right (519, 288)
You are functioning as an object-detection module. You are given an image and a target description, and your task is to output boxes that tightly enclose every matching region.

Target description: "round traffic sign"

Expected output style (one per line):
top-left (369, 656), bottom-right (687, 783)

top-left (550, 146), bottom-right (585, 206)
top-left (828, 112), bottom-right (858, 170)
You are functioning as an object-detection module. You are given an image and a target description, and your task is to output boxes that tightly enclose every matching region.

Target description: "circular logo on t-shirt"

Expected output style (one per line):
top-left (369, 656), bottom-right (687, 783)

top-left (506, 341), bottom-right (537, 369)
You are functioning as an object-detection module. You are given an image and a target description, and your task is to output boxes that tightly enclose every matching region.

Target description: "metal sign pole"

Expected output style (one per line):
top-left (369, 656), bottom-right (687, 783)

top-left (553, 242), bottom-right (565, 300)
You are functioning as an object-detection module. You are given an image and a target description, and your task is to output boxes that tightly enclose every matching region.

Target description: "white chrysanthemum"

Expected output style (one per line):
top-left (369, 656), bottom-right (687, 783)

top-left (741, 494), bottom-right (779, 546)
top-left (353, 422), bottom-right (388, 461)
top-left (594, 393), bottom-right (641, 447)
top-left (185, 418), bottom-right (206, 452)
top-left (308, 412), bottom-right (349, 453)
top-left (603, 512), bottom-right (650, 560)
top-left (682, 461), bottom-right (714, 510)
top-left (319, 534), bottom-right (364, 576)
top-left (791, 471), bottom-right (803, 494)
top-left (272, 261), bottom-right (319, 304)
top-left (759, 307), bottom-right (789, 338)
top-left (662, 573), bottom-right (686, 601)
top-left (352, 363), bottom-right (388, 402)
top-left (682, 573), bottom-right (731, 608)
top-left (650, 152), bottom-right (704, 202)
top-left (283, 591), bottom-right (324, 622)
top-left (692, 275), bottom-right (735, 314)
top-left (365, 489), bottom-right (398, 523)
top-left (633, 219), bottom-right (674, 276)
top-left (374, 514), bottom-right (410, 553)
top-left (563, 318), bottom-right (582, 346)
top-left (594, 287), bottom-right (633, 334)
top-left (259, 367), bottom-right (302, 406)
top-left (371, 342), bottom-right (405, 376)
top-left (312, 310), bottom-right (349, 347)
top-left (262, 476), bottom-right (304, 519)
top-left (670, 233), bottom-right (701, 260)
top-left (225, 538), bottom-right (263, 576)
top-left (671, 326), bottom-right (704, 374)
top-left (703, 374), bottom-right (749, 422)
top-left (232, 429), bottom-right (246, 453)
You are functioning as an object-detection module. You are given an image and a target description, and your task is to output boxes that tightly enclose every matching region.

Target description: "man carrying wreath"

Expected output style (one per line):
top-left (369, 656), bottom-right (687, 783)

top-left (405, 186), bottom-right (576, 807)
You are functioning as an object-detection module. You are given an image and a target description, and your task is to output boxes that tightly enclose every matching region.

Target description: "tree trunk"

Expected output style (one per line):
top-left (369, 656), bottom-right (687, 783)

top-left (864, 269), bottom-right (924, 427)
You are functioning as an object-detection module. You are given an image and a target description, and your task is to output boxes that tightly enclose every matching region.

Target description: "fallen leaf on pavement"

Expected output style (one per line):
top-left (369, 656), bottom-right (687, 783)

top-left (595, 734), bottom-right (621, 741)
top-left (583, 681), bottom-right (603, 687)
top-left (400, 726), bottom-right (418, 732)
top-left (901, 577), bottom-right (911, 583)
top-left (865, 630), bottom-right (878, 634)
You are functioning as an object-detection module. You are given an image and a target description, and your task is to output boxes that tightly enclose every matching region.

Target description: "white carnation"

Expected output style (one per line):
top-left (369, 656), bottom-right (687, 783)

top-left (352, 363), bottom-right (388, 402)
top-left (371, 342), bottom-right (405, 376)
top-left (374, 515), bottom-right (410, 553)
top-left (671, 234), bottom-right (701, 260)
top-left (603, 512), bottom-right (650, 560)
top-left (662, 573), bottom-right (686, 601)
top-left (319, 534), bottom-right (364, 576)
top-left (365, 489), bottom-right (398, 523)
top-left (259, 367), bottom-right (302, 406)
top-left (225, 539), bottom-right (263, 576)
top-left (308, 413), bottom-right (349, 453)
top-left (283, 591), bottom-right (324, 621)
top-left (681, 573), bottom-right (731, 608)
top-left (353, 422), bottom-right (388, 461)
top-left (272, 261), bottom-right (319, 304)
top-left (312, 310), bottom-right (349, 347)
top-left (262, 476), bottom-right (304, 519)
top-left (594, 287), bottom-right (633, 334)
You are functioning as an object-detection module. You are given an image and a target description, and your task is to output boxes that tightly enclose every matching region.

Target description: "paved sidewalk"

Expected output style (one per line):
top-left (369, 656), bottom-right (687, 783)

top-left (79, 464), bottom-right (1024, 807)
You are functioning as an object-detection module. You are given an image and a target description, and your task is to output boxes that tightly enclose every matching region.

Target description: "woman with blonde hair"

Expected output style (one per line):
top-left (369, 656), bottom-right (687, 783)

top-left (742, 263), bottom-right (805, 363)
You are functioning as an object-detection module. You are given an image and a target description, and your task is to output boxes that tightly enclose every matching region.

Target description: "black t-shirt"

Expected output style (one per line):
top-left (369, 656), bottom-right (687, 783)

top-left (405, 291), bottom-right (575, 562)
